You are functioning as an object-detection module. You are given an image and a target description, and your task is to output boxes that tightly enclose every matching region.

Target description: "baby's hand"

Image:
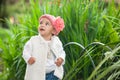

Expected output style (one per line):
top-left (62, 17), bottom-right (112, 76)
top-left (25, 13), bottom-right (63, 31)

top-left (28, 57), bottom-right (36, 65)
top-left (55, 57), bottom-right (63, 67)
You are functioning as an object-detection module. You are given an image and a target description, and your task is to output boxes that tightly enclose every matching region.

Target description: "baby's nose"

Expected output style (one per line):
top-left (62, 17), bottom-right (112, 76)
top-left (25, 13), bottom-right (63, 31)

top-left (40, 24), bottom-right (45, 27)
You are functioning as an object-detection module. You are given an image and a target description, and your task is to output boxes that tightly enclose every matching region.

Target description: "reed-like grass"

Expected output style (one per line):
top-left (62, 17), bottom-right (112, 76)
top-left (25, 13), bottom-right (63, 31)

top-left (0, 0), bottom-right (120, 80)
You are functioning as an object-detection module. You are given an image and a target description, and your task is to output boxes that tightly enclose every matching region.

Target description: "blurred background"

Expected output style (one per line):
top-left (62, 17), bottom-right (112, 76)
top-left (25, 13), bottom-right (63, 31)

top-left (0, 0), bottom-right (37, 28)
top-left (0, 0), bottom-right (120, 27)
top-left (0, 0), bottom-right (120, 80)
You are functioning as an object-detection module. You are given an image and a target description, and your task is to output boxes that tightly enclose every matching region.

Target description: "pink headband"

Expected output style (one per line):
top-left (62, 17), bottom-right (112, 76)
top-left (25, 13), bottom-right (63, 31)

top-left (39, 14), bottom-right (65, 35)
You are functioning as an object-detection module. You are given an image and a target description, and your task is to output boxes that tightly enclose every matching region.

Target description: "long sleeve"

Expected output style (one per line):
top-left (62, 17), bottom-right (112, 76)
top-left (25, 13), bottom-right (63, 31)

top-left (59, 47), bottom-right (66, 65)
top-left (57, 38), bottom-right (66, 65)
top-left (22, 39), bottom-right (32, 63)
top-left (50, 36), bottom-right (66, 65)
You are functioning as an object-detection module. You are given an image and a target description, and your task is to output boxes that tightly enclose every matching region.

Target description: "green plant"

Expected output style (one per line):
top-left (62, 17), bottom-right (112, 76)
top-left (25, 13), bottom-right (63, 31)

top-left (0, 0), bottom-right (119, 80)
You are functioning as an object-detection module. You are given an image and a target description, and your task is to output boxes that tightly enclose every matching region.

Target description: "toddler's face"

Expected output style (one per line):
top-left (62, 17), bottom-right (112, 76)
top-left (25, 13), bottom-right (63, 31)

top-left (38, 18), bottom-right (54, 37)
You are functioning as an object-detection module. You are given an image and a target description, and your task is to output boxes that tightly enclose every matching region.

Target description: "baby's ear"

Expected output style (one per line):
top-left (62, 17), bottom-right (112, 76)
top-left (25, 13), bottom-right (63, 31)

top-left (52, 28), bottom-right (56, 35)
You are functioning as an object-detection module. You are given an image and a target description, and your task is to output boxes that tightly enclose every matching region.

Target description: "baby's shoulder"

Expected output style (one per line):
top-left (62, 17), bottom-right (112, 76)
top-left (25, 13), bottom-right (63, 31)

top-left (52, 36), bottom-right (62, 45)
top-left (52, 36), bottom-right (59, 40)
top-left (30, 35), bottom-right (39, 39)
top-left (52, 36), bottom-right (60, 42)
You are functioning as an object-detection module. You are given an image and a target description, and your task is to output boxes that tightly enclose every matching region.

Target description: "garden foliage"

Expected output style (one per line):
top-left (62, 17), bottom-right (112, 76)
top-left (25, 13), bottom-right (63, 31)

top-left (0, 0), bottom-right (120, 80)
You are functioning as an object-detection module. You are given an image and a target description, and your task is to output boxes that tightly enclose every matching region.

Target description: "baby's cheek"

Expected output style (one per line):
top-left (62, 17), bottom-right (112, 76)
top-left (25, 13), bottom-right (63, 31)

top-left (38, 26), bottom-right (40, 32)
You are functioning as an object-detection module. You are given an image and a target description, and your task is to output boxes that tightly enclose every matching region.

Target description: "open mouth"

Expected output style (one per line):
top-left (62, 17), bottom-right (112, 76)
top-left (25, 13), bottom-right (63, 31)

top-left (40, 28), bottom-right (45, 31)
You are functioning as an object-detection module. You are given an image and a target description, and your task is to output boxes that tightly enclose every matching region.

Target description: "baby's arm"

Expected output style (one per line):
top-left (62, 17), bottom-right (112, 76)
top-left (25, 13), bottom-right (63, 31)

top-left (51, 36), bottom-right (66, 67)
top-left (55, 38), bottom-right (66, 67)
top-left (22, 40), bottom-right (36, 65)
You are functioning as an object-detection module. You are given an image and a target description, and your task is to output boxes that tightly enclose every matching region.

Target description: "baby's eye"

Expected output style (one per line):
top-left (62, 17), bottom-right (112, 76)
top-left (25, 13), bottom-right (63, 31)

top-left (46, 22), bottom-right (50, 26)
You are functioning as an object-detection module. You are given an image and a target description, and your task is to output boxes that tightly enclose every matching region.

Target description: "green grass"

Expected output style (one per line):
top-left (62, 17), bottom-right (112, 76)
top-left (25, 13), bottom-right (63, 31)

top-left (0, 0), bottom-right (120, 80)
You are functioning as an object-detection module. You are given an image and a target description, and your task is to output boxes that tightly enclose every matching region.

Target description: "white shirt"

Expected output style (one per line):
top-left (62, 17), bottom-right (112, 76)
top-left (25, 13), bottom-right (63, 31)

top-left (45, 41), bottom-right (56, 73)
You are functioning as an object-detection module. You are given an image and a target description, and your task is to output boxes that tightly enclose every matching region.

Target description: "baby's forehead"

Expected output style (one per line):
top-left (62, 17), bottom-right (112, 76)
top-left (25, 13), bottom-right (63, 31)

top-left (40, 18), bottom-right (51, 23)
